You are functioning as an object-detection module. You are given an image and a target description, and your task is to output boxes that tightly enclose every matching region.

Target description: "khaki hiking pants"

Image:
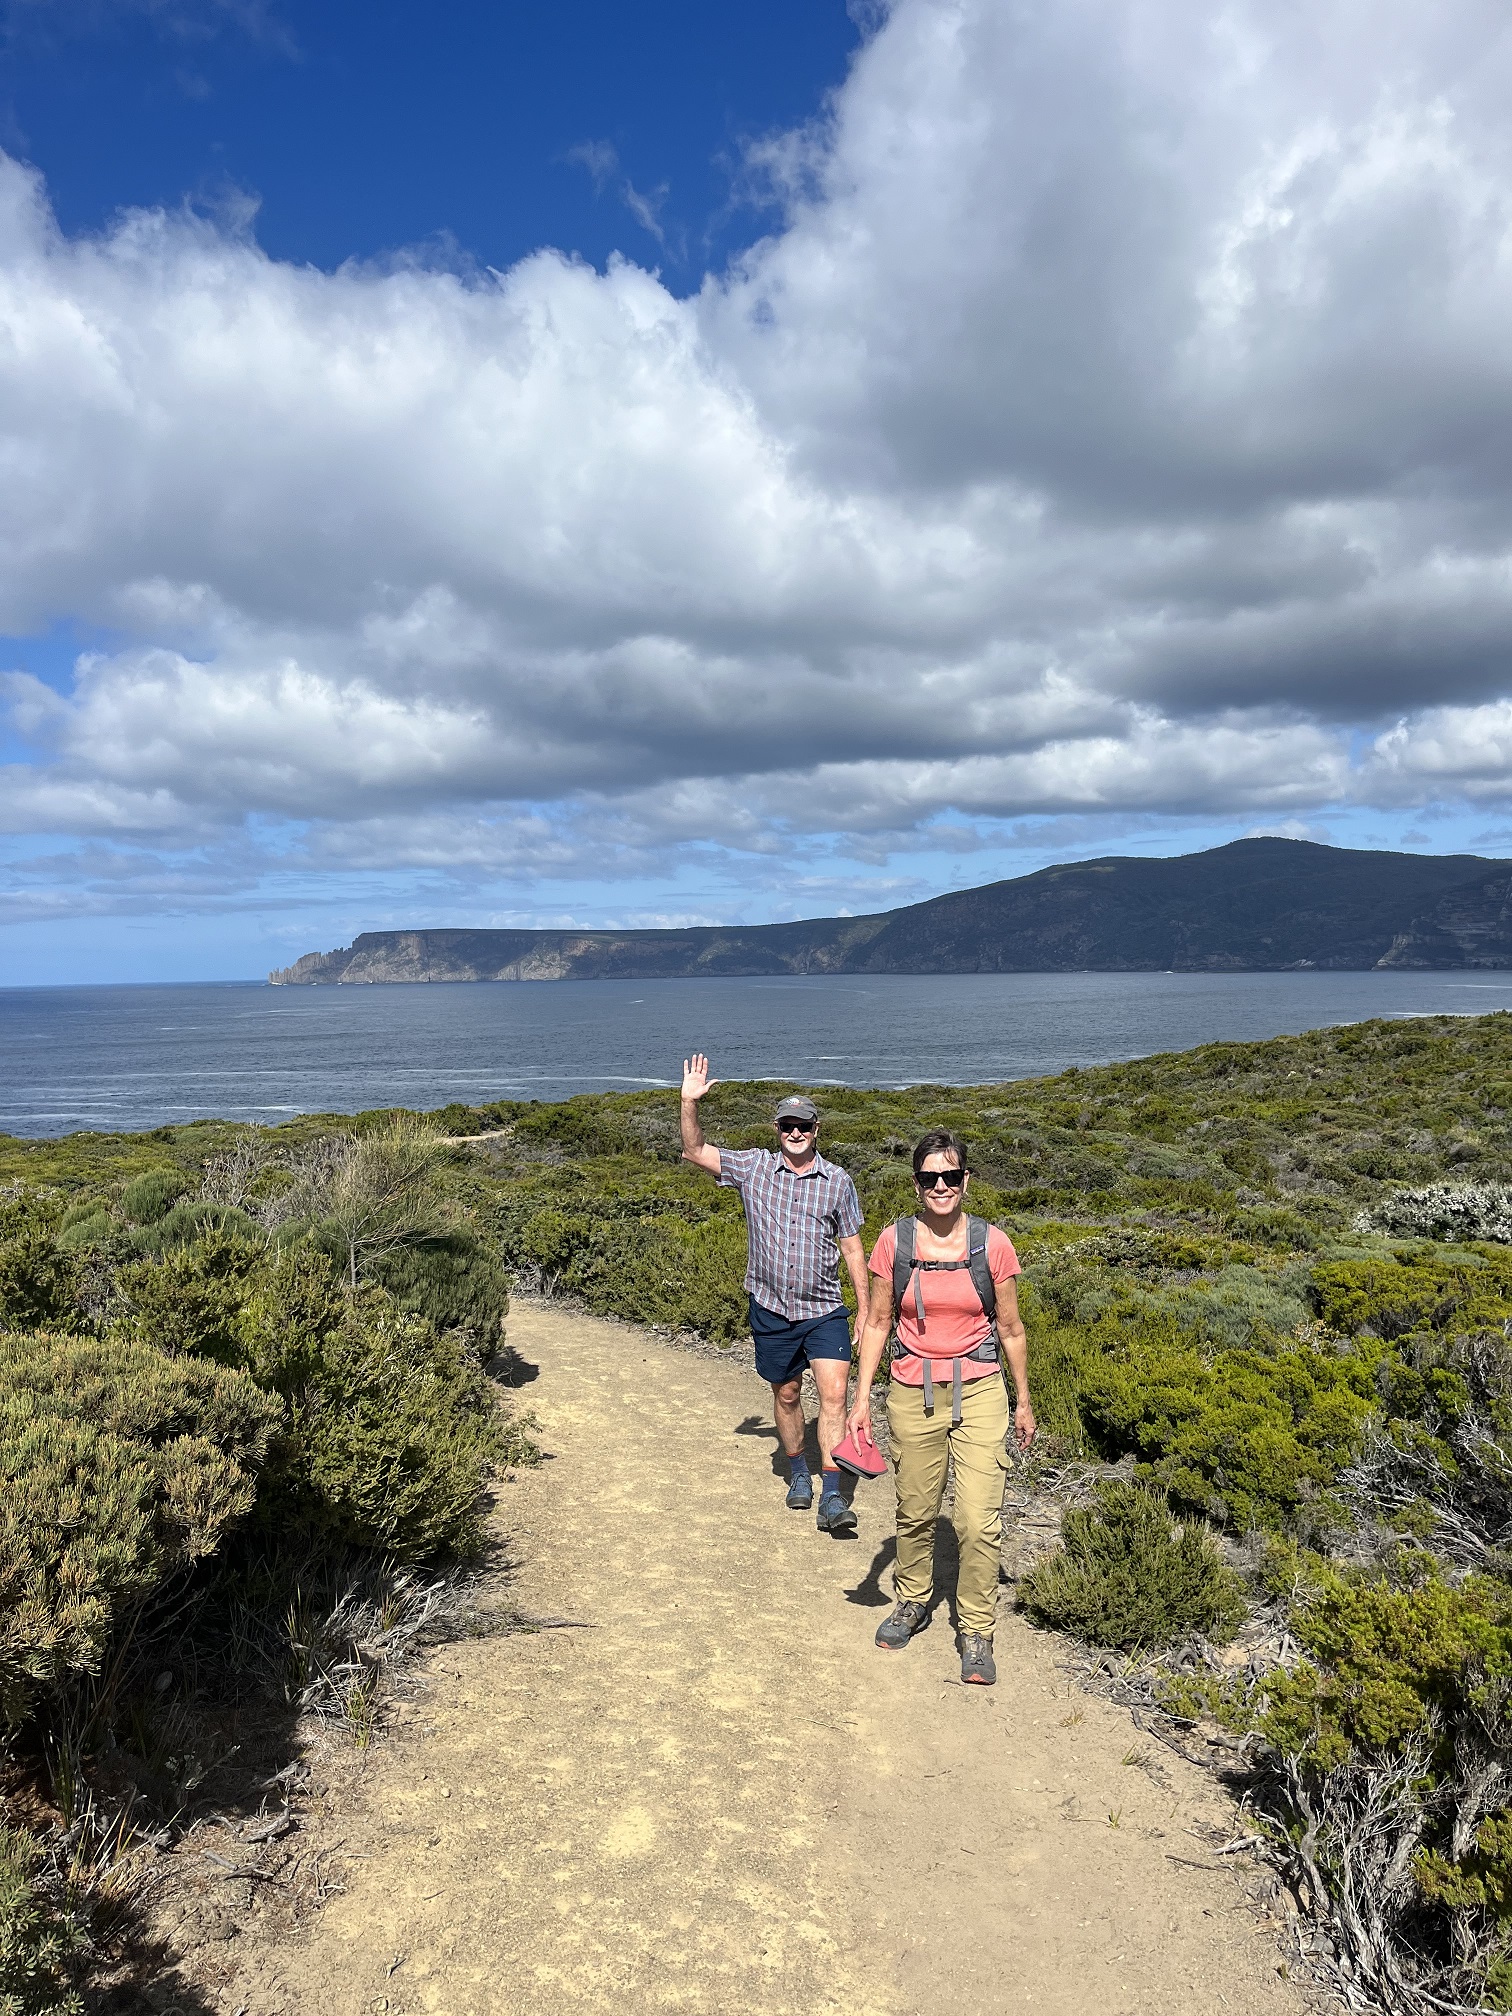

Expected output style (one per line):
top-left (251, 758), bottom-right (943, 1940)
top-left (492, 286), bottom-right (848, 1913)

top-left (887, 1372), bottom-right (1010, 1638)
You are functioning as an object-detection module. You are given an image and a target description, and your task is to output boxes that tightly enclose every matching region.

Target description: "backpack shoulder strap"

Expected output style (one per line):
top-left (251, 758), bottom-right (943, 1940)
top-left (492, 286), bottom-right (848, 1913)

top-left (891, 1214), bottom-right (917, 1313)
top-left (966, 1216), bottom-right (997, 1323)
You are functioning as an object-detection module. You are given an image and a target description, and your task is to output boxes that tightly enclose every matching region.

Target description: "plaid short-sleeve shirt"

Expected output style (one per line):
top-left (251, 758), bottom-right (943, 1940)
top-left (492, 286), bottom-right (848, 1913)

top-left (717, 1148), bottom-right (864, 1322)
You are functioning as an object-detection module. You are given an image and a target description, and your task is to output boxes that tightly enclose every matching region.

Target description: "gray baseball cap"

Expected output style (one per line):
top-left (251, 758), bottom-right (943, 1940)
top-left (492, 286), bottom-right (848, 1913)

top-left (774, 1093), bottom-right (819, 1123)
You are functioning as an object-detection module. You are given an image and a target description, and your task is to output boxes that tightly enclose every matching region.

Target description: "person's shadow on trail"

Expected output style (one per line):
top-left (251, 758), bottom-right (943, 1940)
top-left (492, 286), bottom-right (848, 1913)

top-left (845, 1522), bottom-right (960, 1631)
top-left (846, 1536), bottom-right (895, 1607)
top-left (733, 1412), bottom-right (781, 1483)
top-left (732, 1412), bottom-right (823, 1482)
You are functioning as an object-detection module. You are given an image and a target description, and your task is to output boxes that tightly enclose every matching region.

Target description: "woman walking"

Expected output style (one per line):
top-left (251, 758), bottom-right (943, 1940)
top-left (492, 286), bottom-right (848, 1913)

top-left (844, 1130), bottom-right (1035, 1685)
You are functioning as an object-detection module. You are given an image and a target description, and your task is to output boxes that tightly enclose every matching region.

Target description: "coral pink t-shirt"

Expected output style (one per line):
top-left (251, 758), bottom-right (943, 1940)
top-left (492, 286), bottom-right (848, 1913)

top-left (869, 1221), bottom-right (1020, 1386)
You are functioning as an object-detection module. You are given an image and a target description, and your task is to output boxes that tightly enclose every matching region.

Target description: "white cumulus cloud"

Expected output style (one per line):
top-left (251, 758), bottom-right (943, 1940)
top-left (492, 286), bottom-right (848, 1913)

top-left (5, 0), bottom-right (1512, 933)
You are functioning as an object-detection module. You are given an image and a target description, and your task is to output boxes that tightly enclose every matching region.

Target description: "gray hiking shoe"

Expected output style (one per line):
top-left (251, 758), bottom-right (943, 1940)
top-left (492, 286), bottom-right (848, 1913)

top-left (875, 1600), bottom-right (928, 1651)
top-left (816, 1488), bottom-right (857, 1535)
top-left (960, 1632), bottom-right (996, 1685)
top-left (785, 1469), bottom-right (814, 1511)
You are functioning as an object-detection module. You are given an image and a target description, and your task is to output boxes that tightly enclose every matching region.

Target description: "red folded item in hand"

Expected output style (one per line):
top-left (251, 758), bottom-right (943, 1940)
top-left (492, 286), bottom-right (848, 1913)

top-left (831, 1426), bottom-right (886, 1478)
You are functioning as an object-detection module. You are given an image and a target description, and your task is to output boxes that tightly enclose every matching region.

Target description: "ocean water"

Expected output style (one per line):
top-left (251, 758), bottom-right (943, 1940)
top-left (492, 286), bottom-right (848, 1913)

top-left (2, 969), bottom-right (1511, 1139)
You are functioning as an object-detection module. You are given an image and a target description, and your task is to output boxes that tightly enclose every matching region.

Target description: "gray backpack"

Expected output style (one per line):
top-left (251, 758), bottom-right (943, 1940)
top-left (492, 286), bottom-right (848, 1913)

top-left (890, 1213), bottom-right (1001, 1423)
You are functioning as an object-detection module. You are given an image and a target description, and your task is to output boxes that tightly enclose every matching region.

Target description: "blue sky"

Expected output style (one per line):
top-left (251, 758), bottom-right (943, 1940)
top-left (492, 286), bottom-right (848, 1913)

top-left (5, 0), bottom-right (1512, 982)
top-left (0, 0), bottom-right (857, 281)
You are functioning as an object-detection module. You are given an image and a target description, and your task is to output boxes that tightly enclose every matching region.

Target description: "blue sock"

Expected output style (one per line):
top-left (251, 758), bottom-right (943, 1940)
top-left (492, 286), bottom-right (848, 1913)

top-left (789, 1453), bottom-right (811, 1484)
top-left (820, 1468), bottom-right (843, 1501)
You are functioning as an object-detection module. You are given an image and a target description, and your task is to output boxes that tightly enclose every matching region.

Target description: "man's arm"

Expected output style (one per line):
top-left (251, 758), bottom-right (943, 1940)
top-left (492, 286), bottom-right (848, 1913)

top-left (680, 1052), bottom-right (723, 1177)
top-left (838, 1233), bottom-right (869, 1323)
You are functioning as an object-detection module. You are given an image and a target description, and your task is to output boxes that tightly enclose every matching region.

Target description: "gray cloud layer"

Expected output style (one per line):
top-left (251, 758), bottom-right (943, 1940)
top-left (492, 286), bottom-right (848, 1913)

top-left (5, 0), bottom-right (1512, 916)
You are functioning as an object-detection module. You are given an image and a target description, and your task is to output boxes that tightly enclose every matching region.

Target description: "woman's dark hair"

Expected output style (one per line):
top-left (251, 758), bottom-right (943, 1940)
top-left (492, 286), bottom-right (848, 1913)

top-left (912, 1129), bottom-right (969, 1180)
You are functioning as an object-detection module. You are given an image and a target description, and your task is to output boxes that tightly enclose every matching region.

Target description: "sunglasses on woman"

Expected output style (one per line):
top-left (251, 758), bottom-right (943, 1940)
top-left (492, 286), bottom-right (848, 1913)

top-left (916, 1167), bottom-right (967, 1190)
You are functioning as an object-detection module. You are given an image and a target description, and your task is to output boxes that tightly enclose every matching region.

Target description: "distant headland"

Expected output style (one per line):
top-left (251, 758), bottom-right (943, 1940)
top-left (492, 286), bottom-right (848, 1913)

top-left (268, 837), bottom-right (1512, 984)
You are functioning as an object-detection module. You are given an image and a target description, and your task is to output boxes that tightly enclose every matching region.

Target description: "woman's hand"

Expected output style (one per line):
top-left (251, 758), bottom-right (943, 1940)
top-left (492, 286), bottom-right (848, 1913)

top-left (1012, 1395), bottom-right (1037, 1451)
top-left (846, 1390), bottom-right (875, 1447)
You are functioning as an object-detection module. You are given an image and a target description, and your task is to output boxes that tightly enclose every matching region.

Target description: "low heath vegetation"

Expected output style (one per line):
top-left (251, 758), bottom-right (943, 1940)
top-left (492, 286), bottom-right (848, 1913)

top-left (8, 1012), bottom-right (1512, 2005)
top-left (0, 1116), bottom-right (529, 2002)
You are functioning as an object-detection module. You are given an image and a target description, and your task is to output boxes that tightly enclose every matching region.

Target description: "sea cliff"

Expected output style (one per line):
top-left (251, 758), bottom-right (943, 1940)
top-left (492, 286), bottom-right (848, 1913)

top-left (270, 837), bottom-right (1512, 983)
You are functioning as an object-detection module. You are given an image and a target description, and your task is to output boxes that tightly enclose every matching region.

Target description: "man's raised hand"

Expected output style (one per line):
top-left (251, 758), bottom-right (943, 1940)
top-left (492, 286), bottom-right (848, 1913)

top-left (679, 1053), bottom-right (722, 1174)
top-left (682, 1053), bottom-right (717, 1101)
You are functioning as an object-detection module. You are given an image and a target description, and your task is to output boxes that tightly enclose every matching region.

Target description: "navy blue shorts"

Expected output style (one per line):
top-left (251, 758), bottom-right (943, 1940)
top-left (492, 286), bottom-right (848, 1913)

top-left (748, 1296), bottom-right (853, 1386)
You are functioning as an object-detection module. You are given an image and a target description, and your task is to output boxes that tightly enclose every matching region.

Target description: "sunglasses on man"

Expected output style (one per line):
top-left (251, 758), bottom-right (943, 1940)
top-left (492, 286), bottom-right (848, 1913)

top-left (916, 1167), bottom-right (967, 1190)
top-left (777, 1117), bottom-right (816, 1135)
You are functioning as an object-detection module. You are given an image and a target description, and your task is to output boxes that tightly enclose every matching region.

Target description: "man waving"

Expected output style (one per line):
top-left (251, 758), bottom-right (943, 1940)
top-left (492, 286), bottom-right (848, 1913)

top-left (681, 1053), bottom-right (869, 1534)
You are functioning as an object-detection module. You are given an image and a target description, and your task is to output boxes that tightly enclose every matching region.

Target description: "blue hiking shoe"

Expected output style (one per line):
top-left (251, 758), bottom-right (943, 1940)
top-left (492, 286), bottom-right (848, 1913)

top-left (816, 1488), bottom-right (857, 1535)
top-left (785, 1469), bottom-right (814, 1511)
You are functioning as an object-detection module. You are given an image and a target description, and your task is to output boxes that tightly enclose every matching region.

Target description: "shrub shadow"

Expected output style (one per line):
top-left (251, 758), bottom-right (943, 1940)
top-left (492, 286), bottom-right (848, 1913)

top-left (489, 1344), bottom-right (539, 1388)
top-left (51, 1529), bottom-right (515, 2014)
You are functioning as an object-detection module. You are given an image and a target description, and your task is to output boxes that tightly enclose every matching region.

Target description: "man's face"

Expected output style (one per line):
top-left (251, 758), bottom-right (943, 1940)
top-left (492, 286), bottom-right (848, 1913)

top-left (775, 1114), bottom-right (818, 1156)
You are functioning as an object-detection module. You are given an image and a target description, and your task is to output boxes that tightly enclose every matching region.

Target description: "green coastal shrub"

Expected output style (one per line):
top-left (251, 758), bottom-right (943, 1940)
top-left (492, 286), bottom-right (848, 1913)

top-left (119, 1169), bottom-right (189, 1226)
top-left (516, 1206), bottom-right (594, 1281)
top-left (1077, 1320), bottom-right (1380, 1529)
top-left (110, 1236), bottom-right (516, 1561)
top-left (1416, 1812), bottom-right (1512, 1946)
top-left (0, 1236), bottom-right (509, 1740)
top-left (269, 1305), bottom-right (505, 1558)
top-left (288, 1116), bottom-right (450, 1291)
top-left (508, 1101), bottom-right (644, 1158)
top-left (0, 1230), bottom-right (77, 1333)
top-left (117, 1233), bottom-right (261, 1363)
top-left (1229, 1556), bottom-right (1512, 2003)
top-left (358, 1230), bottom-right (508, 1348)
top-left (1019, 1481), bottom-right (1247, 1649)
top-left (239, 1251), bottom-right (508, 1558)
top-left (1000, 1290), bottom-right (1089, 1448)
top-left (1262, 1557), bottom-right (1512, 1769)
top-left (0, 1142), bottom-right (526, 2016)
top-left (0, 1332), bottom-right (278, 1725)
top-left (556, 1214), bottom-right (749, 1340)
top-left (53, 1203), bottom-right (111, 1253)
top-left (495, 1179), bottom-right (750, 1340)
top-left (1352, 1331), bottom-right (1512, 1563)
top-left (0, 1825), bottom-right (80, 2016)
top-left (1230, 1204), bottom-right (1322, 1250)
top-left (1311, 1248), bottom-right (1512, 1341)
top-left (130, 1198), bottom-right (260, 1253)
top-left (234, 1244), bottom-right (347, 1392)
top-left (1061, 1227), bottom-right (1234, 1272)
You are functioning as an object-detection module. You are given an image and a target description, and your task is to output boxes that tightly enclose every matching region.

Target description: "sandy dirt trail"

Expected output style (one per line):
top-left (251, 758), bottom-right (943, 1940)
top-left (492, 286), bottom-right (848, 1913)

top-left (232, 1304), bottom-right (1306, 2016)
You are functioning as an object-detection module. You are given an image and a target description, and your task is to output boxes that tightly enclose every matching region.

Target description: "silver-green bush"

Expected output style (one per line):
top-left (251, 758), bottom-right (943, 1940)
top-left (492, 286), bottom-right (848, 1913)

top-left (1355, 1181), bottom-right (1512, 1244)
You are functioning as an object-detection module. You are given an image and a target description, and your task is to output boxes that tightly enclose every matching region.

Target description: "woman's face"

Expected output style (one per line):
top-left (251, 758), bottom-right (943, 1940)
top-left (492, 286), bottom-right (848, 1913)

top-left (915, 1150), bottom-right (968, 1221)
